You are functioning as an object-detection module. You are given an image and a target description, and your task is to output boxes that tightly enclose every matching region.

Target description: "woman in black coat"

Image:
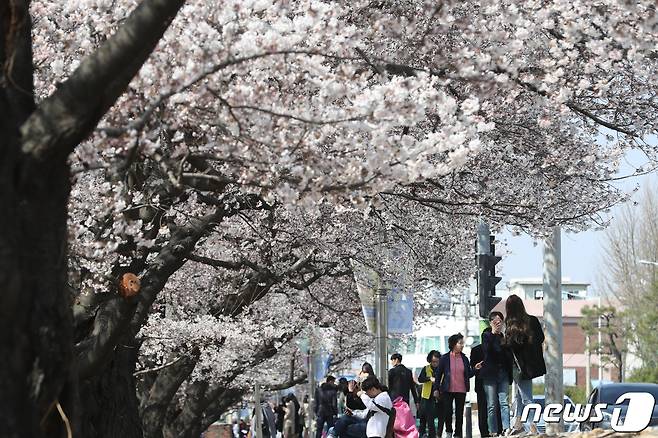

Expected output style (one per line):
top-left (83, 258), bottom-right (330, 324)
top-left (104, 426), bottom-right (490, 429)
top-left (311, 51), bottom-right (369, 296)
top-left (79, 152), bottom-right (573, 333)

top-left (503, 294), bottom-right (546, 434)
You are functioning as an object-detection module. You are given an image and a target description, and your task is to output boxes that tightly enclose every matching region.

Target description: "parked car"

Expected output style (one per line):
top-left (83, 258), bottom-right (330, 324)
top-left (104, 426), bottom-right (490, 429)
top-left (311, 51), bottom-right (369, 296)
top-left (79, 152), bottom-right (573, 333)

top-left (521, 395), bottom-right (579, 433)
top-left (579, 383), bottom-right (658, 431)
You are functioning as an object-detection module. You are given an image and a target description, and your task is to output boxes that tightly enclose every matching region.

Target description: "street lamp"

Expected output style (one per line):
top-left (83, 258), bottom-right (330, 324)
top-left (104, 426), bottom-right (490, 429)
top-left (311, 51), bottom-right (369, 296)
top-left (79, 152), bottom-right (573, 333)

top-left (638, 259), bottom-right (658, 266)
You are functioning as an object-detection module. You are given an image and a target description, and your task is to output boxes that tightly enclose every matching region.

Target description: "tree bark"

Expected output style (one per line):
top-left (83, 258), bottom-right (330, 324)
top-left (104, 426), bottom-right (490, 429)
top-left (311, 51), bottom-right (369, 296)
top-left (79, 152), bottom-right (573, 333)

top-left (79, 337), bottom-right (144, 438)
top-left (1, 4), bottom-right (72, 436)
top-left (141, 353), bottom-right (199, 438)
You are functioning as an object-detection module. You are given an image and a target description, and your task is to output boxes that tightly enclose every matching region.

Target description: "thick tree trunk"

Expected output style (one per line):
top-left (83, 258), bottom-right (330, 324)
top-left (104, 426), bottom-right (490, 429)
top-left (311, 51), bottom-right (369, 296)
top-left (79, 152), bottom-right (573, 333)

top-left (141, 354), bottom-right (199, 438)
top-left (0, 2), bottom-right (72, 437)
top-left (80, 337), bottom-right (143, 438)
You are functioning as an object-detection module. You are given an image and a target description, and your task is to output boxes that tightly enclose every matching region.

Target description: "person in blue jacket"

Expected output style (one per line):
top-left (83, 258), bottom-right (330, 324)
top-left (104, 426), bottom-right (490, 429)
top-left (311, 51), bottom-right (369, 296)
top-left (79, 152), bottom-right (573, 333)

top-left (435, 333), bottom-right (482, 438)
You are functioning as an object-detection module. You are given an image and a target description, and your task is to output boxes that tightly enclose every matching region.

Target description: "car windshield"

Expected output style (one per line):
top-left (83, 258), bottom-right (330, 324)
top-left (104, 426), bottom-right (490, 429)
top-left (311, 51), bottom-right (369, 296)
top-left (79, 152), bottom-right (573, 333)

top-left (601, 386), bottom-right (658, 405)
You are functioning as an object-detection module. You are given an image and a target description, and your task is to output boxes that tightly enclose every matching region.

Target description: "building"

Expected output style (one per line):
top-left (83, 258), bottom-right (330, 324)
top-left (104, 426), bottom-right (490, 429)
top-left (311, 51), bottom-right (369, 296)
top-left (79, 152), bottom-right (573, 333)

top-left (507, 278), bottom-right (592, 300)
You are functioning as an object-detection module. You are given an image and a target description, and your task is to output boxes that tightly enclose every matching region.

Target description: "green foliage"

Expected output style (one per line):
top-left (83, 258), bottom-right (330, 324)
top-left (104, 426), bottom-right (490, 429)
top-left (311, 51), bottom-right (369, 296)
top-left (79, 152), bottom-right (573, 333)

top-left (627, 366), bottom-right (658, 384)
top-left (565, 386), bottom-right (587, 404)
top-left (632, 284), bottom-right (658, 368)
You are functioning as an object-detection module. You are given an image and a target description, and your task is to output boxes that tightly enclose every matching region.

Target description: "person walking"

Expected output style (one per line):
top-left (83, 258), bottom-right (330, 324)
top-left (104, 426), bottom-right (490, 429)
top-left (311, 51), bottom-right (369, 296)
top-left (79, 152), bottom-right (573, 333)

top-left (418, 350), bottom-right (442, 438)
top-left (288, 394), bottom-right (303, 438)
top-left (436, 334), bottom-right (482, 438)
top-left (300, 395), bottom-right (310, 438)
top-left (388, 353), bottom-right (420, 407)
top-left (315, 376), bottom-right (339, 438)
top-left (481, 312), bottom-right (512, 436)
top-left (252, 399), bottom-right (278, 438)
top-left (284, 395), bottom-right (298, 438)
top-left (503, 295), bottom-right (546, 435)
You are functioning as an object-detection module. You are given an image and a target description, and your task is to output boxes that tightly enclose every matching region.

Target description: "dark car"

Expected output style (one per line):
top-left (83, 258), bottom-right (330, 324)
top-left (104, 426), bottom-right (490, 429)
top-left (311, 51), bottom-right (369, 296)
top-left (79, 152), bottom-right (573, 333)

top-left (580, 383), bottom-right (658, 431)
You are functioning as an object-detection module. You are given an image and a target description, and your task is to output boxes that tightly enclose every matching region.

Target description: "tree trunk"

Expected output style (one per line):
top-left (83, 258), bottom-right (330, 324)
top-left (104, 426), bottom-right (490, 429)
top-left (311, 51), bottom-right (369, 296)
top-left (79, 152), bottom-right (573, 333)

top-left (79, 338), bottom-right (143, 438)
top-left (141, 354), bottom-right (199, 438)
top-left (0, 2), bottom-right (73, 437)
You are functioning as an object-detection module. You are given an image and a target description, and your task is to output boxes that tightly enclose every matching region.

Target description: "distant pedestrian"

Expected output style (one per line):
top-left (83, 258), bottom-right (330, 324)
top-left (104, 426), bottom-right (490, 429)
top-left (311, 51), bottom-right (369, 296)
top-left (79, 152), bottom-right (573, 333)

top-left (503, 295), bottom-right (545, 434)
top-left (300, 395), bottom-right (310, 438)
top-left (315, 375), bottom-right (339, 438)
top-left (418, 350), bottom-right (442, 438)
top-left (338, 378), bottom-right (348, 415)
top-left (239, 419), bottom-right (250, 438)
top-left (481, 312), bottom-right (512, 436)
top-left (284, 395), bottom-right (298, 438)
top-left (388, 353), bottom-right (420, 407)
top-left (233, 419), bottom-right (241, 438)
top-left (252, 400), bottom-right (277, 438)
top-left (359, 362), bottom-right (375, 382)
top-left (288, 394), bottom-right (303, 438)
top-left (436, 333), bottom-right (482, 438)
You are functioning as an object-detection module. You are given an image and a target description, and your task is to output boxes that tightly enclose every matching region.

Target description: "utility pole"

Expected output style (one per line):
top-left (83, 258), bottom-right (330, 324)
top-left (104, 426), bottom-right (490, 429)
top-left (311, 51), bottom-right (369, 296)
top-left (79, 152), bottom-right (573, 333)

top-left (255, 384), bottom-right (263, 438)
top-left (598, 294), bottom-right (603, 385)
top-left (375, 284), bottom-right (388, 385)
top-left (308, 346), bottom-right (315, 438)
top-left (543, 226), bottom-right (563, 435)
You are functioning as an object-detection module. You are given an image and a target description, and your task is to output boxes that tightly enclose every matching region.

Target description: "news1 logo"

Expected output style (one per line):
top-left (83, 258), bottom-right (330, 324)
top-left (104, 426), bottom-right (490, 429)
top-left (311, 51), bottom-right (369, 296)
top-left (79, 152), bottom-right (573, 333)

top-left (521, 392), bottom-right (656, 432)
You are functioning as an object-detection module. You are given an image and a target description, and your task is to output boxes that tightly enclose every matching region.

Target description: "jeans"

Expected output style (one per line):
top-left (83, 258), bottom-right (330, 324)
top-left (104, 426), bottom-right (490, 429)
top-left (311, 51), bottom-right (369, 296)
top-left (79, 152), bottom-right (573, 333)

top-left (332, 415), bottom-right (367, 438)
top-left (316, 415), bottom-right (336, 438)
top-left (444, 393), bottom-right (466, 437)
top-left (512, 378), bottom-right (533, 423)
top-left (483, 369), bottom-right (510, 434)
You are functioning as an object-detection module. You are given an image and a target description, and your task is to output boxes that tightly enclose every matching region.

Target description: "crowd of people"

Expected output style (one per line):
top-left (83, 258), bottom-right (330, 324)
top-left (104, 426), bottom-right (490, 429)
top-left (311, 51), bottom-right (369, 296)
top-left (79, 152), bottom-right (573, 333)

top-left (246, 294), bottom-right (546, 438)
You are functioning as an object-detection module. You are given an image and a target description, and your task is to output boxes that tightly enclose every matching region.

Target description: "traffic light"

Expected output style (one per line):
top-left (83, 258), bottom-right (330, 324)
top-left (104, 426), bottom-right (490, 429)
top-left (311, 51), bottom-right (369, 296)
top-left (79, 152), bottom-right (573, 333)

top-left (477, 236), bottom-right (502, 318)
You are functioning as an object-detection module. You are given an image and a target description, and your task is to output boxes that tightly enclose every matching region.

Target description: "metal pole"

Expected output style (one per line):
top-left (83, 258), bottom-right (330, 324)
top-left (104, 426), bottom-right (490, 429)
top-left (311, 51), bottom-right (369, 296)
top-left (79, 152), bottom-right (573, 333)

top-left (376, 286), bottom-right (388, 385)
top-left (308, 347), bottom-right (315, 438)
top-left (597, 294), bottom-right (603, 386)
top-left (543, 226), bottom-right (563, 435)
top-left (465, 401), bottom-right (473, 438)
top-left (255, 384), bottom-right (263, 438)
top-left (477, 221), bottom-right (491, 256)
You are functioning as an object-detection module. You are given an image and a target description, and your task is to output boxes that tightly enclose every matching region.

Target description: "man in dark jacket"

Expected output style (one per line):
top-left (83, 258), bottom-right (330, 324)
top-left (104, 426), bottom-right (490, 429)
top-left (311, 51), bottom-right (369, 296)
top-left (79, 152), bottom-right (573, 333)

top-left (315, 376), bottom-right (339, 438)
top-left (470, 343), bottom-right (489, 438)
top-left (388, 353), bottom-right (420, 406)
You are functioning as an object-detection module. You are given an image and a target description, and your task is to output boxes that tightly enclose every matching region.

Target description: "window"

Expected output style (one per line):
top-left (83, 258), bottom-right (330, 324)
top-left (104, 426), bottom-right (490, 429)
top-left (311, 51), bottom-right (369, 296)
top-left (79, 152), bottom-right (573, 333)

top-left (418, 336), bottom-right (442, 354)
top-left (564, 368), bottom-right (577, 386)
top-left (534, 290), bottom-right (544, 299)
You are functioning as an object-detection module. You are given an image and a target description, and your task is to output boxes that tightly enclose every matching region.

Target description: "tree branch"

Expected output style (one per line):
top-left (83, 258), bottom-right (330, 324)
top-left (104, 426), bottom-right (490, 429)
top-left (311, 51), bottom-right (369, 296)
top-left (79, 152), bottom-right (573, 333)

top-left (20, 0), bottom-right (185, 160)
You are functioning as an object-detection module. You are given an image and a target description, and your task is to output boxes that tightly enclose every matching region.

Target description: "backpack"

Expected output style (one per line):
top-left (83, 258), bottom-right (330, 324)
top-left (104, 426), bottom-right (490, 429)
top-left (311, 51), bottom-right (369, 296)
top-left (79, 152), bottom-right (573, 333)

top-left (391, 397), bottom-right (419, 438)
top-left (372, 400), bottom-right (396, 438)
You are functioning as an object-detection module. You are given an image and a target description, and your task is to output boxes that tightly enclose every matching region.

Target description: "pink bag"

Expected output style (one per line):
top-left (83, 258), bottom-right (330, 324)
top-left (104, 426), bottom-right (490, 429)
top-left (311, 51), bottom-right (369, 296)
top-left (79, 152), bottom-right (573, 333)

top-left (392, 396), bottom-right (419, 438)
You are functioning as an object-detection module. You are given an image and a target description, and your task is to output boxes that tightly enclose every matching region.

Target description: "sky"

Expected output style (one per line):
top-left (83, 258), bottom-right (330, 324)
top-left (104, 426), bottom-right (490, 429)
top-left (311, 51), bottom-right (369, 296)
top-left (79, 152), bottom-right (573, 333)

top-left (497, 149), bottom-right (656, 293)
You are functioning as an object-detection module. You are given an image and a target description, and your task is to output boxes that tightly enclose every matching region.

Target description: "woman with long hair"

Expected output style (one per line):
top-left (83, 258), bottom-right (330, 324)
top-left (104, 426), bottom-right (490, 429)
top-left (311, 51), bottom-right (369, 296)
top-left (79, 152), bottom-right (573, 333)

top-left (503, 295), bottom-right (546, 434)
